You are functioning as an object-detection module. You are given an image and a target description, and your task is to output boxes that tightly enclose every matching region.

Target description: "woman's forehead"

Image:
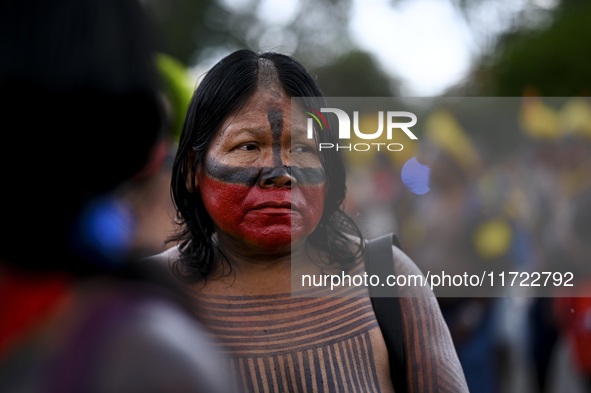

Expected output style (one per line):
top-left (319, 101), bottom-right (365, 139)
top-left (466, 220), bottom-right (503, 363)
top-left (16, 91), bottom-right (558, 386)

top-left (241, 88), bottom-right (291, 114)
top-left (216, 90), bottom-right (307, 137)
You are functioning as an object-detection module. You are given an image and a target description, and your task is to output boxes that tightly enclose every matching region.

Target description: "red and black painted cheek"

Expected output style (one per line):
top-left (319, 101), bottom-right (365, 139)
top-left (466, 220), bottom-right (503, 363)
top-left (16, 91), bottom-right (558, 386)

top-left (199, 157), bottom-right (326, 249)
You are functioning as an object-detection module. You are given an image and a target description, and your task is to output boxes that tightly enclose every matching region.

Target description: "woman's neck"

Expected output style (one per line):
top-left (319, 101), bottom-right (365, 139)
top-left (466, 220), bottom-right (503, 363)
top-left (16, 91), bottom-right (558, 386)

top-left (194, 235), bottom-right (318, 296)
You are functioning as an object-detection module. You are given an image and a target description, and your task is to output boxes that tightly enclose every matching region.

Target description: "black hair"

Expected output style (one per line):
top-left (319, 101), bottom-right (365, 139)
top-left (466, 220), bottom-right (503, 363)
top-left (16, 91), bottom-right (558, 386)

top-left (169, 49), bottom-right (364, 282)
top-left (0, 0), bottom-right (165, 273)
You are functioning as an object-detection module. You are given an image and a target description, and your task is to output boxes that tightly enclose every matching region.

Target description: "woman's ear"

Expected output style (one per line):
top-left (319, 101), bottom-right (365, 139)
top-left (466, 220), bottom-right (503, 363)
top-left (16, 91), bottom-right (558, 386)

top-left (185, 151), bottom-right (200, 193)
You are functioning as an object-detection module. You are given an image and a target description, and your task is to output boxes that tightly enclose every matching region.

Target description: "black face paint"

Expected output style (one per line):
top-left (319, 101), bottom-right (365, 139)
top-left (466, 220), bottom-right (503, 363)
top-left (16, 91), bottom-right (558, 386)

top-left (259, 166), bottom-right (292, 187)
top-left (205, 157), bottom-right (325, 187)
top-left (204, 108), bottom-right (324, 187)
top-left (267, 109), bottom-right (284, 168)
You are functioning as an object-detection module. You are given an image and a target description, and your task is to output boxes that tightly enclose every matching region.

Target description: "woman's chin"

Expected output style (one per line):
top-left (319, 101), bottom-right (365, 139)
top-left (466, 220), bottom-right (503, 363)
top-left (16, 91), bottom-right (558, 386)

top-left (238, 225), bottom-right (314, 254)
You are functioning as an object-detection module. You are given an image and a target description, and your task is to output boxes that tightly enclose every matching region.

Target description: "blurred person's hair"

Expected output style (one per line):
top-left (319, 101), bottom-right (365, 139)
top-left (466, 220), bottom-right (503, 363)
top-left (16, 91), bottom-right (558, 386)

top-left (0, 0), bottom-right (166, 273)
top-left (168, 49), bottom-right (363, 282)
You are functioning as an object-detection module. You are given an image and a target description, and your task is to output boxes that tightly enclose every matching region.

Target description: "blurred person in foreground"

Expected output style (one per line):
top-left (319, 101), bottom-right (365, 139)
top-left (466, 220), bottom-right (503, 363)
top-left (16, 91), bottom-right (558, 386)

top-left (0, 0), bottom-right (231, 392)
top-left (150, 49), bottom-right (469, 392)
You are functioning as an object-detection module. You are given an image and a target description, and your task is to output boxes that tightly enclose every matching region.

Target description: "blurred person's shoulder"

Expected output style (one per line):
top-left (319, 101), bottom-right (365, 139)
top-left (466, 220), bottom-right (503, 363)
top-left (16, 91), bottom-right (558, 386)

top-left (0, 273), bottom-right (232, 393)
top-left (80, 278), bottom-right (232, 393)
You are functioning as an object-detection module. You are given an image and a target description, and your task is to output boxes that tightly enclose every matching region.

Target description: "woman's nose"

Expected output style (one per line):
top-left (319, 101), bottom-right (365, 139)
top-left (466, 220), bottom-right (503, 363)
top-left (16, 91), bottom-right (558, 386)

top-left (259, 165), bottom-right (297, 189)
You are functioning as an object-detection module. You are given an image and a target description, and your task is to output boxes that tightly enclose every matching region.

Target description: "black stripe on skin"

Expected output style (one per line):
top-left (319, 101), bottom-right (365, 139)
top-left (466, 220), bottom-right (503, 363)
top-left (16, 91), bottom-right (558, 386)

top-left (200, 297), bottom-right (370, 322)
top-left (304, 350), bottom-right (314, 393)
top-left (322, 346), bottom-right (338, 392)
top-left (224, 336), bottom-right (382, 392)
top-left (243, 358), bottom-right (255, 392)
top-left (205, 157), bottom-right (325, 186)
top-left (204, 305), bottom-right (375, 339)
top-left (267, 109), bottom-right (284, 168)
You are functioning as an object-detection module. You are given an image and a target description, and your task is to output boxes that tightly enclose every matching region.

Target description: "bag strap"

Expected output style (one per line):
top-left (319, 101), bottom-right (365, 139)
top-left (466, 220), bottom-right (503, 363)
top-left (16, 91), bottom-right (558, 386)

top-left (365, 233), bottom-right (408, 393)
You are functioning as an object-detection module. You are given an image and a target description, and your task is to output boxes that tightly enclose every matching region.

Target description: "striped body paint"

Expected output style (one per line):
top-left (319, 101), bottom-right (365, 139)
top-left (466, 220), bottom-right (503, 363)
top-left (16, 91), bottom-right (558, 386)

top-left (192, 263), bottom-right (393, 393)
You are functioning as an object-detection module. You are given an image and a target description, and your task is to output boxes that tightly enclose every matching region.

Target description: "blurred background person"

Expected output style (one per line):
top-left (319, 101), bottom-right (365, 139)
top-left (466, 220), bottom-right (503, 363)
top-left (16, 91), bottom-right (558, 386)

top-left (121, 53), bottom-right (195, 259)
top-left (409, 110), bottom-right (509, 393)
top-left (0, 0), bottom-right (232, 392)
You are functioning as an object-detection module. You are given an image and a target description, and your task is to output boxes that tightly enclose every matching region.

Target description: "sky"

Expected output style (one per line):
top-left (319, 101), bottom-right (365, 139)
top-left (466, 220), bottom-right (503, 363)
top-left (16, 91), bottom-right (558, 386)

top-left (350, 0), bottom-right (475, 96)
top-left (246, 0), bottom-right (482, 96)
top-left (349, 0), bottom-right (558, 96)
top-left (212, 0), bottom-right (559, 96)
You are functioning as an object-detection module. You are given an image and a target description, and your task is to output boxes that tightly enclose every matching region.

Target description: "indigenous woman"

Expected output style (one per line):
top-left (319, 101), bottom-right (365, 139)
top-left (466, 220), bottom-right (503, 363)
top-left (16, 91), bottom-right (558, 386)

top-left (154, 49), bottom-right (469, 393)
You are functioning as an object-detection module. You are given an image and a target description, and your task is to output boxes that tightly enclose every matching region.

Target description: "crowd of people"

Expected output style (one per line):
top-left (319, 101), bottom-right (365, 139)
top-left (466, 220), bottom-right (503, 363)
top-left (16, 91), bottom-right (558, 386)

top-left (346, 97), bottom-right (591, 392)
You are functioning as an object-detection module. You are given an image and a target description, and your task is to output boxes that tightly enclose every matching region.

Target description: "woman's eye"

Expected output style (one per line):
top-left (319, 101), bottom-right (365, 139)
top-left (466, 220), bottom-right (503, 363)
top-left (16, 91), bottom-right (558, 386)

top-left (293, 145), bottom-right (309, 153)
top-left (237, 144), bottom-right (258, 151)
top-left (293, 145), bottom-right (317, 154)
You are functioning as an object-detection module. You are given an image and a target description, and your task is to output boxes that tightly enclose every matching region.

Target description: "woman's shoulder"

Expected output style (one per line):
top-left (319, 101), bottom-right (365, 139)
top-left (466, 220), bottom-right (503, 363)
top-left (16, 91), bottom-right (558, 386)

top-left (143, 245), bottom-right (181, 267)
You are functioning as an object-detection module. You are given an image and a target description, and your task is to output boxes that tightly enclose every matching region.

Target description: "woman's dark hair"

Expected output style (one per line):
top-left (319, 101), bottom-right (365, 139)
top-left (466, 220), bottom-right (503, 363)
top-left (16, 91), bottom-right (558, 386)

top-left (169, 49), bottom-right (364, 282)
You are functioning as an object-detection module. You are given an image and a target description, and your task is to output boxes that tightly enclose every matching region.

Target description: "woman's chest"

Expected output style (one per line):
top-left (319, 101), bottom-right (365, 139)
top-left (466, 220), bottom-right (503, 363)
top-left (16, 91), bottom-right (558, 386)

top-left (195, 293), bottom-right (395, 393)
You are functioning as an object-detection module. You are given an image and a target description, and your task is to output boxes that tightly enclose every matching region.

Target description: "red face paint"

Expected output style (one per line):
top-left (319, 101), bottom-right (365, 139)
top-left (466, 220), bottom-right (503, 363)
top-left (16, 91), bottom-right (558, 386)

top-left (199, 159), bottom-right (325, 250)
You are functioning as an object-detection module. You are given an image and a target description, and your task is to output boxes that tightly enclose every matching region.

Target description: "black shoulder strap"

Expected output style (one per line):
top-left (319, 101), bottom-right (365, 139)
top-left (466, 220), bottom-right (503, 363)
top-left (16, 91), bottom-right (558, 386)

top-left (365, 233), bottom-right (408, 393)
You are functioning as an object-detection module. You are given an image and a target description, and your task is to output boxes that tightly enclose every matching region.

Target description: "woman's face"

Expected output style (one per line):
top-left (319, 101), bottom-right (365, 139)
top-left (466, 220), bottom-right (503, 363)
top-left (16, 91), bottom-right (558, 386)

top-left (195, 89), bottom-right (326, 252)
